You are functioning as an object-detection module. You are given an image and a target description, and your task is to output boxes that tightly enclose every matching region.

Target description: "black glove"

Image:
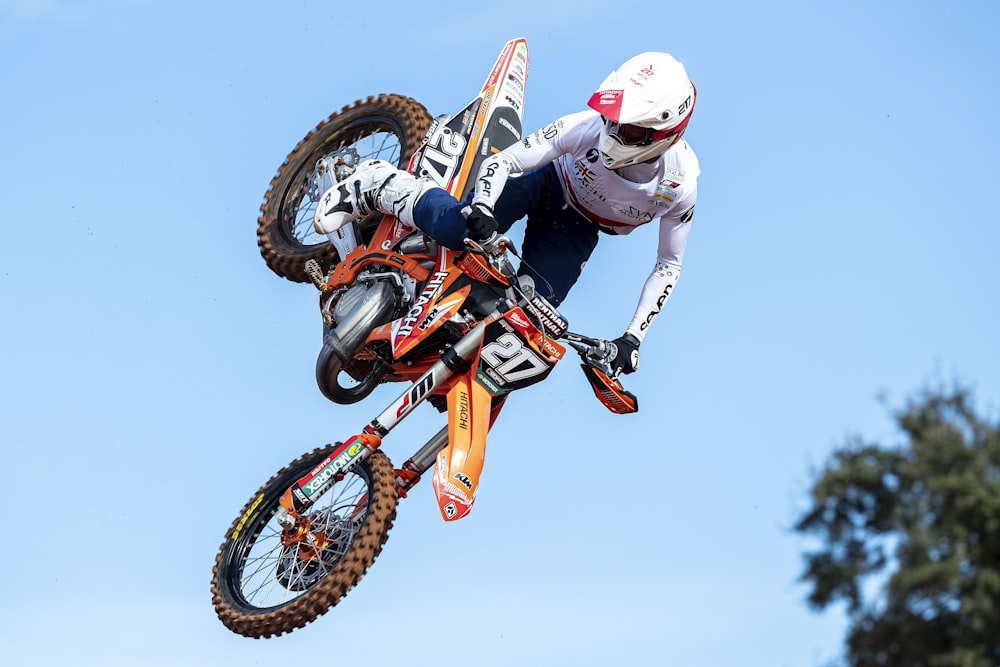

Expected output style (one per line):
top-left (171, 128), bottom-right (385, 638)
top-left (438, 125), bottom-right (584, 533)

top-left (463, 203), bottom-right (499, 241)
top-left (609, 333), bottom-right (641, 376)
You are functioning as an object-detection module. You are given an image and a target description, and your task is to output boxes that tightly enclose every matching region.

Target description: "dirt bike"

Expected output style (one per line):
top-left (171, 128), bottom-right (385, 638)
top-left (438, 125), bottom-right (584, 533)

top-left (211, 38), bottom-right (638, 638)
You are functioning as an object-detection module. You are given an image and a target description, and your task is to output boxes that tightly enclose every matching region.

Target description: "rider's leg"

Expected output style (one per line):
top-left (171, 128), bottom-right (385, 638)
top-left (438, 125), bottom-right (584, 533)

top-left (518, 211), bottom-right (599, 307)
top-left (314, 159), bottom-right (598, 303)
top-left (415, 163), bottom-right (601, 305)
top-left (410, 162), bottom-right (555, 249)
top-left (314, 159), bottom-right (476, 250)
top-left (314, 160), bottom-right (438, 234)
top-left (493, 164), bottom-right (600, 307)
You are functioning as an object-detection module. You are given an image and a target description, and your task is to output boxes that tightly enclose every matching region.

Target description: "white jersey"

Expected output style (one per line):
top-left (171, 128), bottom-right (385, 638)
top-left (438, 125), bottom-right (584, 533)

top-left (471, 110), bottom-right (701, 343)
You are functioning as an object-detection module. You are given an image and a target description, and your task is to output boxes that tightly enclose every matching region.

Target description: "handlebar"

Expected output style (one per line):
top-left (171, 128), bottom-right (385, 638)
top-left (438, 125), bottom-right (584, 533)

top-left (561, 330), bottom-right (638, 413)
top-left (462, 236), bottom-right (622, 379)
top-left (464, 232), bottom-right (516, 260)
top-left (561, 331), bottom-right (620, 378)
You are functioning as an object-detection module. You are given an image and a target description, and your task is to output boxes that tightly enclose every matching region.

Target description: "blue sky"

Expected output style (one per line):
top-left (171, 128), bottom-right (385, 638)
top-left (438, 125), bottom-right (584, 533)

top-left (2, 1), bottom-right (998, 665)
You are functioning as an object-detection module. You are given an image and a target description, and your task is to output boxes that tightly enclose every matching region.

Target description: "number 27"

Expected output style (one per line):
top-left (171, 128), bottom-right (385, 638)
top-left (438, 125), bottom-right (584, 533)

top-left (480, 333), bottom-right (547, 382)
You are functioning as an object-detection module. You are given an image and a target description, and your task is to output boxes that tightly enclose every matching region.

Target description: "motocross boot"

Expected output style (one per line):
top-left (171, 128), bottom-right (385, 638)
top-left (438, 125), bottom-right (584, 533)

top-left (313, 159), bottom-right (432, 234)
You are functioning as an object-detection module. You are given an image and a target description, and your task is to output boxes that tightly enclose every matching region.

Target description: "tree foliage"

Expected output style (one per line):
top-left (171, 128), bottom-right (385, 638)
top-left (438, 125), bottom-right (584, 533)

top-left (795, 386), bottom-right (1000, 667)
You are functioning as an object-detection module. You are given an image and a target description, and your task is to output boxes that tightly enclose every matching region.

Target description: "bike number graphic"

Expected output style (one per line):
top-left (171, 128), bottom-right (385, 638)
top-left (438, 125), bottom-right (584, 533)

top-left (480, 333), bottom-right (548, 383)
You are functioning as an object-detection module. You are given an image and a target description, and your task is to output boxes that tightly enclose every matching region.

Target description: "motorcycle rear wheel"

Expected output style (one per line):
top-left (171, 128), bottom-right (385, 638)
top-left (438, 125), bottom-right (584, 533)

top-left (257, 94), bottom-right (432, 282)
top-left (211, 447), bottom-right (398, 637)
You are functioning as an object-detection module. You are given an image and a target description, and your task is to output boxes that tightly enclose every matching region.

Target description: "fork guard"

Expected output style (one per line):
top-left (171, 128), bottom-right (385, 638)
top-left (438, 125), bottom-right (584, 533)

top-left (580, 364), bottom-right (639, 414)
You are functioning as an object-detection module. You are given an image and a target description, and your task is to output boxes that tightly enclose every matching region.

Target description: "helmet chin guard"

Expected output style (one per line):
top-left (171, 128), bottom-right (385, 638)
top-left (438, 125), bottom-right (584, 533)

top-left (588, 52), bottom-right (696, 169)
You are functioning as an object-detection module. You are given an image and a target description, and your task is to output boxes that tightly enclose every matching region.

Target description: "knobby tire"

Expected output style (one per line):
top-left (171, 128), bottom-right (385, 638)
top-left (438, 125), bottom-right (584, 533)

top-left (211, 447), bottom-right (398, 638)
top-left (257, 94), bottom-right (432, 282)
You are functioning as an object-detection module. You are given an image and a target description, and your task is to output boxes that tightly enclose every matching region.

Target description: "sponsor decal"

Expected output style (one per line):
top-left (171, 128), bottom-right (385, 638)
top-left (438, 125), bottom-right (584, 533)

top-left (653, 184), bottom-right (678, 206)
top-left (438, 480), bottom-right (469, 499)
top-left (454, 472), bottom-right (473, 491)
top-left (232, 493), bottom-right (264, 540)
top-left (540, 122), bottom-right (560, 140)
top-left (678, 94), bottom-right (693, 116)
top-left (663, 166), bottom-right (686, 182)
top-left (594, 90), bottom-right (623, 106)
top-left (443, 502), bottom-right (458, 519)
top-left (301, 440), bottom-right (366, 499)
top-left (679, 206), bottom-right (695, 224)
top-left (476, 370), bottom-right (503, 394)
top-left (503, 82), bottom-right (523, 105)
top-left (478, 159), bottom-right (500, 199)
top-left (418, 307), bottom-right (439, 331)
top-left (485, 366), bottom-right (506, 387)
top-left (485, 42), bottom-right (512, 89)
top-left (397, 375), bottom-right (434, 418)
top-left (639, 283), bottom-right (673, 332)
top-left (505, 73), bottom-right (523, 93)
top-left (527, 295), bottom-right (568, 337)
top-left (620, 206), bottom-right (655, 223)
top-left (507, 311), bottom-right (531, 329)
top-left (574, 159), bottom-right (597, 184)
top-left (541, 337), bottom-right (565, 359)
top-left (395, 270), bottom-right (450, 338)
top-left (504, 95), bottom-right (521, 111)
top-left (457, 386), bottom-right (470, 430)
top-left (497, 115), bottom-right (520, 139)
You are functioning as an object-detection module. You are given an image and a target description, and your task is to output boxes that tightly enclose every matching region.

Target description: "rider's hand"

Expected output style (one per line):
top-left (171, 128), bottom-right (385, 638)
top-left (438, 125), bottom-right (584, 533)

top-left (609, 333), bottom-right (641, 376)
top-left (463, 203), bottom-right (499, 241)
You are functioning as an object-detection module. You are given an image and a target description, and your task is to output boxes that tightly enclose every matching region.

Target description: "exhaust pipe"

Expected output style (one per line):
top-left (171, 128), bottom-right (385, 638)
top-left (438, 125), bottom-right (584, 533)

top-left (316, 280), bottom-right (396, 404)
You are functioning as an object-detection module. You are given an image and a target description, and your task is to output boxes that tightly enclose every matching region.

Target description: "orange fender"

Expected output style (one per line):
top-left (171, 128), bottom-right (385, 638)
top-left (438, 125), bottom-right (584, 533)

top-left (431, 373), bottom-right (492, 521)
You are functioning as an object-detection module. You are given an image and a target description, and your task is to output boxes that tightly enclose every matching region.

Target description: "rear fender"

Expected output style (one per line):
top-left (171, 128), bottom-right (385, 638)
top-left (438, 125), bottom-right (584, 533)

top-left (431, 373), bottom-right (492, 521)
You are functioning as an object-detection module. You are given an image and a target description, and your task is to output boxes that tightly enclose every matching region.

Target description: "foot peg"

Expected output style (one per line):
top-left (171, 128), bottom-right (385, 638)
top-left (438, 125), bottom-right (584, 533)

top-left (305, 259), bottom-right (330, 293)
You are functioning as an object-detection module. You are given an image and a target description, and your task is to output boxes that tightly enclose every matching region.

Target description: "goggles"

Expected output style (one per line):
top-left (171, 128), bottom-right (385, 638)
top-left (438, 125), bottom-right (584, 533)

top-left (603, 117), bottom-right (682, 147)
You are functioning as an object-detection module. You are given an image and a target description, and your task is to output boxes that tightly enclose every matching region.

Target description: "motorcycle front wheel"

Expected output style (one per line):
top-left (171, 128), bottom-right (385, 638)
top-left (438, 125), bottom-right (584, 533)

top-left (257, 94), bottom-right (432, 282)
top-left (211, 447), bottom-right (398, 638)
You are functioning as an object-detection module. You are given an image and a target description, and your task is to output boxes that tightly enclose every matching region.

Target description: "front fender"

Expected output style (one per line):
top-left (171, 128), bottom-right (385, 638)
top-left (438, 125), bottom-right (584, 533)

top-left (431, 374), bottom-right (492, 521)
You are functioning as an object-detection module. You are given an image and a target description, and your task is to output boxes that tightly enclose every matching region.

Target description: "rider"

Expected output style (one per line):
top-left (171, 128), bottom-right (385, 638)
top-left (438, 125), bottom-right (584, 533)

top-left (315, 52), bottom-right (700, 378)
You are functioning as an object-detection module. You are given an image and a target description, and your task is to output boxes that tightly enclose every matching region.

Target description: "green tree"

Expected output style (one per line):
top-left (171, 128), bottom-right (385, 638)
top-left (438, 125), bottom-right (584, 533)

top-left (795, 386), bottom-right (1000, 667)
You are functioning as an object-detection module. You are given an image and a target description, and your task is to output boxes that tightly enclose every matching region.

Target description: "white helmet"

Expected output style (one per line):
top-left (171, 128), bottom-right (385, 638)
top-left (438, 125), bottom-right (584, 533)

top-left (587, 52), bottom-right (696, 169)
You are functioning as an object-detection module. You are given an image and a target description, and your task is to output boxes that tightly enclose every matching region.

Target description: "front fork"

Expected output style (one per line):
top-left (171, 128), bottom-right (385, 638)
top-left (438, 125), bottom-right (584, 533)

top-left (278, 322), bottom-right (488, 521)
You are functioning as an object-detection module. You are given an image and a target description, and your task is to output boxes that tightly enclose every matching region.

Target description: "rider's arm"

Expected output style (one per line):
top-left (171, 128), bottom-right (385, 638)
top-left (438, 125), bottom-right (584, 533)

top-left (471, 111), bottom-right (595, 212)
top-left (624, 200), bottom-right (696, 343)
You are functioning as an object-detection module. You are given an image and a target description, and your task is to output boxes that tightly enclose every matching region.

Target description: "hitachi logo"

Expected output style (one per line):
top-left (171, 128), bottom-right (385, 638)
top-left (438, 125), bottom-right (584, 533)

top-left (397, 271), bottom-right (449, 337)
top-left (458, 389), bottom-right (470, 430)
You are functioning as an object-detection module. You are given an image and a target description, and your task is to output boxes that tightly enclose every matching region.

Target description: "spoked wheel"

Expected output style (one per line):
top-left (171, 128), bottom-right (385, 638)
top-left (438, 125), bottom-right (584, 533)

top-left (257, 94), bottom-right (432, 282)
top-left (211, 447), bottom-right (398, 638)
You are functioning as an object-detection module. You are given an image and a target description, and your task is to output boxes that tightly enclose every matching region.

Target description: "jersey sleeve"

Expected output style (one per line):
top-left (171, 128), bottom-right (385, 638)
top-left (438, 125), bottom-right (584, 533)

top-left (625, 189), bottom-right (697, 342)
top-left (471, 111), bottom-right (597, 211)
top-left (656, 185), bottom-right (696, 268)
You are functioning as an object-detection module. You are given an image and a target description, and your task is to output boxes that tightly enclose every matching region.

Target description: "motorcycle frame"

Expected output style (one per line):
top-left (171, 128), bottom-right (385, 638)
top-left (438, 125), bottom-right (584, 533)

top-left (283, 226), bottom-right (566, 521)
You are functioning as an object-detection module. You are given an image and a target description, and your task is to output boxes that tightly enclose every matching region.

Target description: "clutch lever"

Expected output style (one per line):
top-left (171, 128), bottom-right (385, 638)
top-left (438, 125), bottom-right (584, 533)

top-left (464, 233), bottom-right (519, 280)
